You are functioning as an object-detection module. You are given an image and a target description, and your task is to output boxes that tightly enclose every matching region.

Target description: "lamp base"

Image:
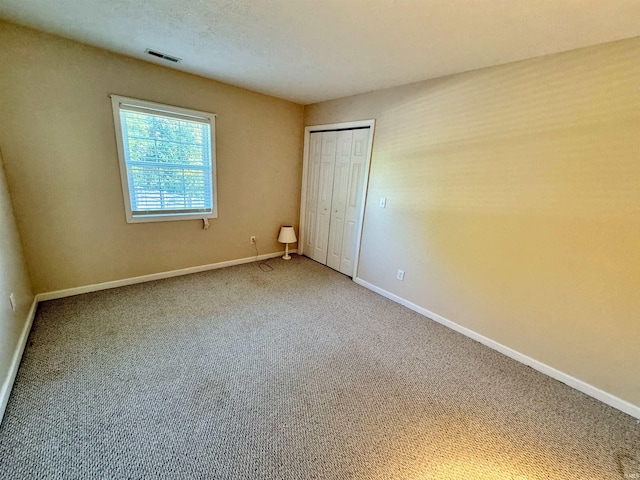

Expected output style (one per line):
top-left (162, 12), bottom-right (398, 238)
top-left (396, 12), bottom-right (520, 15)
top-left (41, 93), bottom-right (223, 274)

top-left (282, 254), bottom-right (291, 260)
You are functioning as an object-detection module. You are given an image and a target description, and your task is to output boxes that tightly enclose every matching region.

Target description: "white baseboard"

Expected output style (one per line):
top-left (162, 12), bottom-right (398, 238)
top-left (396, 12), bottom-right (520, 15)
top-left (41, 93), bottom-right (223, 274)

top-left (36, 250), bottom-right (297, 302)
top-left (353, 276), bottom-right (640, 420)
top-left (0, 297), bottom-right (38, 425)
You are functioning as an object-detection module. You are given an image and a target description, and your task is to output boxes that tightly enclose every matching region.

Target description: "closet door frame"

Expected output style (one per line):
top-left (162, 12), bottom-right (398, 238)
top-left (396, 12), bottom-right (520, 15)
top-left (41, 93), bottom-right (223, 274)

top-left (299, 119), bottom-right (375, 278)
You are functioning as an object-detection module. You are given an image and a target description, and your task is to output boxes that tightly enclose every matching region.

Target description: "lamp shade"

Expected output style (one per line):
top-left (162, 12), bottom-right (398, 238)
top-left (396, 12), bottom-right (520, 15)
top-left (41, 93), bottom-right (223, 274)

top-left (278, 226), bottom-right (297, 244)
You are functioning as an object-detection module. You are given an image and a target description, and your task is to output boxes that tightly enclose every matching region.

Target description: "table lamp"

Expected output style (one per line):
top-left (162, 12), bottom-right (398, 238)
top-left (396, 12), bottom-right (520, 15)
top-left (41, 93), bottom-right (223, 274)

top-left (278, 226), bottom-right (297, 260)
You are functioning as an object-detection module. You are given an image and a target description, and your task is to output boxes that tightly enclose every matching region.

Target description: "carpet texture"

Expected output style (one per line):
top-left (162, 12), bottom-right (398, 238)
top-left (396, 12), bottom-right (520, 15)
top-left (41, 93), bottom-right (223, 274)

top-left (0, 256), bottom-right (638, 479)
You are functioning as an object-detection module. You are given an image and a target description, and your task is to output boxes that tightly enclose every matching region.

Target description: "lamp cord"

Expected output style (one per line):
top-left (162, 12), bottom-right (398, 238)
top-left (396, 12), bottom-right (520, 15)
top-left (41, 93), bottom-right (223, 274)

top-left (253, 240), bottom-right (273, 272)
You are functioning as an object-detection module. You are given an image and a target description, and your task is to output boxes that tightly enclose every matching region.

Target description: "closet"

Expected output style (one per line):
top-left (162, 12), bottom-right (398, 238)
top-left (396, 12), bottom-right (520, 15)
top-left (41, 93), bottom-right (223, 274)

top-left (302, 127), bottom-right (371, 276)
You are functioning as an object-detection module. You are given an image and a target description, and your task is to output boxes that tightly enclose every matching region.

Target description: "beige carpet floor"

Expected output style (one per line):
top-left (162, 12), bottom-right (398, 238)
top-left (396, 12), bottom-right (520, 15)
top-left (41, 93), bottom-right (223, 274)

top-left (0, 255), bottom-right (638, 479)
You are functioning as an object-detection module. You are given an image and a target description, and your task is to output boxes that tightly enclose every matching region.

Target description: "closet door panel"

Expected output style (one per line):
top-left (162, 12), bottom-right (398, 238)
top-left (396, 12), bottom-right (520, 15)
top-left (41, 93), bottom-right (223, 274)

top-left (311, 131), bottom-right (337, 264)
top-left (304, 132), bottom-right (323, 257)
top-left (339, 128), bottom-right (370, 275)
top-left (326, 130), bottom-right (353, 271)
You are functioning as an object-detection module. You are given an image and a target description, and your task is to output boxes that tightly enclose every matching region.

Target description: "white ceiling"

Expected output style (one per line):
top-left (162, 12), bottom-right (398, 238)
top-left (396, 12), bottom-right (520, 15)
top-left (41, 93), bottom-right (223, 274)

top-left (2, 0), bottom-right (640, 104)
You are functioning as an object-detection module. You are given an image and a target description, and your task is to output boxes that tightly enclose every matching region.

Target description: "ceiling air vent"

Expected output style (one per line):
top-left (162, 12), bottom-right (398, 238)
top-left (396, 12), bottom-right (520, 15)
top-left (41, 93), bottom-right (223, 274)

top-left (145, 49), bottom-right (181, 63)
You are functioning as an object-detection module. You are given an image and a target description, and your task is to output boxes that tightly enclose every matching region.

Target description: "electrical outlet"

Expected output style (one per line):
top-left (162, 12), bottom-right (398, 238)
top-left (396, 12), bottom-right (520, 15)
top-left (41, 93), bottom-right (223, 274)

top-left (250, 236), bottom-right (256, 245)
top-left (9, 293), bottom-right (16, 312)
top-left (396, 270), bottom-right (405, 281)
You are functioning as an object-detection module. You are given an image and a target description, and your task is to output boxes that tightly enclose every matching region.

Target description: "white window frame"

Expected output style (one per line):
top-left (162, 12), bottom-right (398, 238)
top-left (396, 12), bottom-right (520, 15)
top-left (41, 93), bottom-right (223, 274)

top-left (110, 95), bottom-right (218, 223)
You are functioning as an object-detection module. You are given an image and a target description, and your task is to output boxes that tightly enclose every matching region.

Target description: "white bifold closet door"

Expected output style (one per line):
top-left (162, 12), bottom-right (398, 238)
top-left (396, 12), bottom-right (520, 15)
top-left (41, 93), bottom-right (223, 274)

top-left (304, 128), bottom-right (370, 276)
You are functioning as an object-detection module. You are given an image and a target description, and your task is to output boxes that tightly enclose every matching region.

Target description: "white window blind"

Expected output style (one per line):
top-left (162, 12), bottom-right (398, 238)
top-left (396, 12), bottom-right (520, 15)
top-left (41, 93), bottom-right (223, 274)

top-left (111, 95), bottom-right (217, 223)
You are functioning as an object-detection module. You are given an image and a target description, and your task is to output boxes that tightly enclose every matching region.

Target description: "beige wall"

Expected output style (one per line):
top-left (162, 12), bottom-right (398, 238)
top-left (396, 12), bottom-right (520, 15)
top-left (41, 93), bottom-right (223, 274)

top-left (305, 38), bottom-right (640, 407)
top-left (0, 22), bottom-right (303, 293)
top-left (0, 147), bottom-right (34, 417)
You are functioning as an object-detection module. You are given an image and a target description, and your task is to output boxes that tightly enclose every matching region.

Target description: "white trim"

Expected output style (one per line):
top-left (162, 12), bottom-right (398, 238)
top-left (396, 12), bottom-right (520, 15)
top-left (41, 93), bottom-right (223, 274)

top-left (299, 119), bottom-right (375, 278)
top-left (353, 276), bottom-right (640, 420)
top-left (299, 131), bottom-right (311, 256)
top-left (110, 94), bottom-right (217, 121)
top-left (304, 120), bottom-right (376, 131)
top-left (36, 250), bottom-right (296, 302)
top-left (0, 298), bottom-right (38, 425)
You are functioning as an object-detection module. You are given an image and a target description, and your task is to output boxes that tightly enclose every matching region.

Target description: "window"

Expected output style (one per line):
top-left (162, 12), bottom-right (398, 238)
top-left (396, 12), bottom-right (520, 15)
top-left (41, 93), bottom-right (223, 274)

top-left (110, 95), bottom-right (217, 223)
